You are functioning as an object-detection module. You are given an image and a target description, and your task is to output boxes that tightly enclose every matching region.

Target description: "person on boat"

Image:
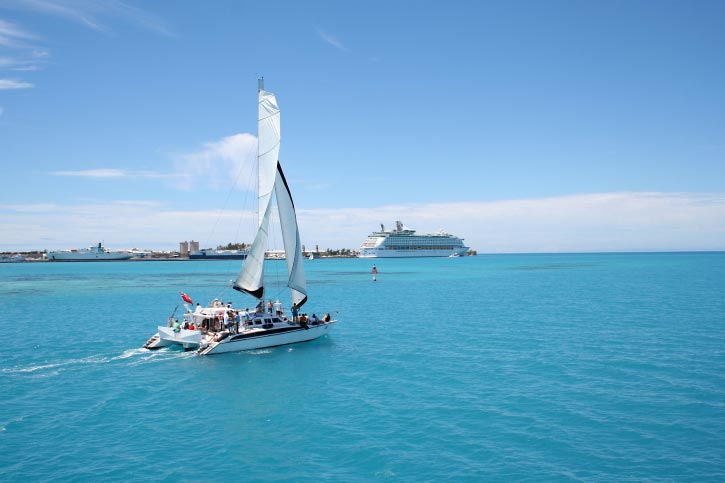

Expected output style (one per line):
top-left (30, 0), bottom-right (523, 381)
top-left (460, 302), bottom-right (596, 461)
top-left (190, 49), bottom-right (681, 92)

top-left (173, 320), bottom-right (180, 332)
top-left (189, 322), bottom-right (195, 331)
top-left (291, 303), bottom-right (299, 322)
top-left (274, 299), bottom-right (282, 315)
top-left (194, 303), bottom-right (202, 314)
top-left (311, 313), bottom-right (319, 325)
top-left (267, 300), bottom-right (273, 314)
top-left (323, 313), bottom-right (331, 323)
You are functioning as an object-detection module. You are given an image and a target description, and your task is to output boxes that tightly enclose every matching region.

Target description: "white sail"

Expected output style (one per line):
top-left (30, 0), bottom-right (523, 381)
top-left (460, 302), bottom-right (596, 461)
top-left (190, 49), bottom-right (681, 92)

top-left (233, 82), bottom-right (307, 306)
top-left (232, 84), bottom-right (280, 299)
top-left (257, 87), bottom-right (280, 227)
top-left (275, 163), bottom-right (308, 308)
top-left (233, 198), bottom-right (272, 299)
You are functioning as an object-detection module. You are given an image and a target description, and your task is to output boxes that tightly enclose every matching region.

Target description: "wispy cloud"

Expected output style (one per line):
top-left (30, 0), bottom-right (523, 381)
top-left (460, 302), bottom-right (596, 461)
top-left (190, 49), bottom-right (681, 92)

top-left (3, 0), bottom-right (172, 36)
top-left (0, 18), bottom-right (37, 48)
top-left (2, 192), bottom-right (724, 253)
top-left (45, 133), bottom-right (257, 191)
top-left (316, 29), bottom-right (349, 52)
top-left (175, 133), bottom-right (258, 191)
top-left (0, 19), bottom-right (48, 80)
top-left (0, 78), bottom-right (33, 89)
top-left (52, 168), bottom-right (179, 179)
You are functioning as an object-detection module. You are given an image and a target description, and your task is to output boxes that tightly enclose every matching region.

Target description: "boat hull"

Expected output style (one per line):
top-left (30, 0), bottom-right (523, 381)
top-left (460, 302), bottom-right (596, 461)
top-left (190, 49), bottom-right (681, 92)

top-left (199, 322), bottom-right (335, 355)
top-left (157, 327), bottom-right (202, 348)
top-left (189, 250), bottom-right (248, 260)
top-left (359, 247), bottom-right (468, 258)
top-left (47, 252), bottom-right (132, 261)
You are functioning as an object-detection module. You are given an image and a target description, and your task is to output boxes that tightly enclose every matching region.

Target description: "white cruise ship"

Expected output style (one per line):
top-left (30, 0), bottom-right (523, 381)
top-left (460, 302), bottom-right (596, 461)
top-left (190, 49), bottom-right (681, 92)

top-left (47, 243), bottom-right (132, 261)
top-left (359, 221), bottom-right (469, 258)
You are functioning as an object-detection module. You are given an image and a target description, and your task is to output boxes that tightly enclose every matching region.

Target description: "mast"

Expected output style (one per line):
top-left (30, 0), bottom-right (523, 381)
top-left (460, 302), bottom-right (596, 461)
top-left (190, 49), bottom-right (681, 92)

top-left (257, 76), bottom-right (263, 227)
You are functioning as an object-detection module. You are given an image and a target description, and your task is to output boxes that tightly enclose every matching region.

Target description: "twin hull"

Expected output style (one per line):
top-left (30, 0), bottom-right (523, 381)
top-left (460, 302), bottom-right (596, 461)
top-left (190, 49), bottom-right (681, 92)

top-left (201, 322), bottom-right (335, 355)
top-left (151, 321), bottom-right (335, 355)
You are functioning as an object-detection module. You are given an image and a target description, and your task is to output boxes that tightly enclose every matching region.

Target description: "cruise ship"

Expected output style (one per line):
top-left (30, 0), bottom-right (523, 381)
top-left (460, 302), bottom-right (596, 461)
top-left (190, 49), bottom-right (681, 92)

top-left (47, 243), bottom-right (132, 261)
top-left (359, 221), bottom-right (469, 258)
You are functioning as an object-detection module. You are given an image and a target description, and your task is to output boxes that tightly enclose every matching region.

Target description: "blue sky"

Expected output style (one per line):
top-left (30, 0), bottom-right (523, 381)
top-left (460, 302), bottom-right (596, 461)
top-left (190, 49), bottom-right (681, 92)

top-left (1, 0), bottom-right (724, 252)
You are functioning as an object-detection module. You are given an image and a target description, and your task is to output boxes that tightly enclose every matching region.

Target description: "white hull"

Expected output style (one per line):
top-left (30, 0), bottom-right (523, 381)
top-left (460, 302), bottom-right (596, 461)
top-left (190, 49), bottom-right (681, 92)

top-left (157, 326), bottom-right (202, 348)
top-left (48, 243), bottom-right (131, 261)
top-left (48, 252), bottom-right (132, 261)
top-left (359, 247), bottom-right (468, 258)
top-left (198, 321), bottom-right (335, 355)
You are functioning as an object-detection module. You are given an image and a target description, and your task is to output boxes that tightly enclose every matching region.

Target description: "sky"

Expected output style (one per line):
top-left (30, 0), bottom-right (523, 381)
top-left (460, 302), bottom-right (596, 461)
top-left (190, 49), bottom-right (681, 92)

top-left (1, 0), bottom-right (724, 253)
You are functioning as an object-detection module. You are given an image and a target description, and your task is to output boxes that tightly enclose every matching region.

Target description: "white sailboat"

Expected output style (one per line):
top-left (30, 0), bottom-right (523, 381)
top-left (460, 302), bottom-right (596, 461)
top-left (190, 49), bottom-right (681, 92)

top-left (143, 79), bottom-right (337, 355)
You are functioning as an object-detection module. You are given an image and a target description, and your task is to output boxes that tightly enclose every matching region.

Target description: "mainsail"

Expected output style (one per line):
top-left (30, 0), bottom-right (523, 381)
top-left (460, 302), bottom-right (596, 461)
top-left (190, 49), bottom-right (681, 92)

top-left (233, 80), bottom-right (308, 308)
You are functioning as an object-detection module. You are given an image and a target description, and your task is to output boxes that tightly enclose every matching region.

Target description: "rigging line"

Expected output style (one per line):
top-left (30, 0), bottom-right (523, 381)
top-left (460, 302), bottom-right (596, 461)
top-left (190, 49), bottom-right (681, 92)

top-left (232, 150), bottom-right (258, 249)
top-left (257, 112), bottom-right (279, 122)
top-left (258, 142), bottom-right (280, 158)
top-left (201, 152), bottom-right (256, 251)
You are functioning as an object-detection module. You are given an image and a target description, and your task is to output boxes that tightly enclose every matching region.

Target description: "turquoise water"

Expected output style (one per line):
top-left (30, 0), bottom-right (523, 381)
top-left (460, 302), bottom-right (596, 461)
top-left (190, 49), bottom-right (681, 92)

top-left (1, 253), bottom-right (724, 482)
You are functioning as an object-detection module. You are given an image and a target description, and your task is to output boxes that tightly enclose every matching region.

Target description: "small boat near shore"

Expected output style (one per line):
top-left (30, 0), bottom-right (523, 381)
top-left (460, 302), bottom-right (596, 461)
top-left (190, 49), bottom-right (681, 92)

top-left (47, 243), bottom-right (132, 261)
top-left (0, 254), bottom-right (26, 263)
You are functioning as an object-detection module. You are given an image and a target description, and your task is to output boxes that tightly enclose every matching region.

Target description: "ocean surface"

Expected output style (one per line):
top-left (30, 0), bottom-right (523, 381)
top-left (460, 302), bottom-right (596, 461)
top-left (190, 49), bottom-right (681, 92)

top-left (1, 253), bottom-right (724, 482)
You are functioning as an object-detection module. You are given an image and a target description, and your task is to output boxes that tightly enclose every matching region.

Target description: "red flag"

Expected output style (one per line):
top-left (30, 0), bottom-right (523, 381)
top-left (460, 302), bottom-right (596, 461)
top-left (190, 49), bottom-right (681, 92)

top-left (180, 291), bottom-right (193, 304)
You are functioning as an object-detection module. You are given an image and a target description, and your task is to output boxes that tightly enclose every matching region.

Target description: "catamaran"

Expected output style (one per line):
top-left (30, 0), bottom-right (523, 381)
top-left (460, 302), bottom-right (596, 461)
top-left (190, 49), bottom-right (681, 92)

top-left (143, 79), bottom-right (337, 355)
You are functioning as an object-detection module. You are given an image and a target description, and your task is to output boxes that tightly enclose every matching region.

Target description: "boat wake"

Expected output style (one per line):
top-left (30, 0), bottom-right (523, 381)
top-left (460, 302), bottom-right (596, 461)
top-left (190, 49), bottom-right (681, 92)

top-left (2, 347), bottom-right (194, 375)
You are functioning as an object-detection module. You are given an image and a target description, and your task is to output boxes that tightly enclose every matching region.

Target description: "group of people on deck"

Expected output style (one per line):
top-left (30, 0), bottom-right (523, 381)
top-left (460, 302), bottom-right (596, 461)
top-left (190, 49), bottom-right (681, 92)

top-left (180, 299), bottom-right (330, 333)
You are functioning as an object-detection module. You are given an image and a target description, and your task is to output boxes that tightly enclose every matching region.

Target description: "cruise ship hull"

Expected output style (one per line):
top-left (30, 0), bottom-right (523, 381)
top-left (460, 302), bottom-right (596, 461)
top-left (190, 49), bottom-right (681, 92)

top-left (359, 247), bottom-right (468, 258)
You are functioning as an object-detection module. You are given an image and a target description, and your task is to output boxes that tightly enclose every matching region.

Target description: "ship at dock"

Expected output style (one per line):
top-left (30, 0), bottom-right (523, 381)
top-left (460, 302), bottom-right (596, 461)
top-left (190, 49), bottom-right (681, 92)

top-left (359, 221), bottom-right (469, 258)
top-left (47, 243), bottom-right (132, 261)
top-left (188, 248), bottom-right (248, 260)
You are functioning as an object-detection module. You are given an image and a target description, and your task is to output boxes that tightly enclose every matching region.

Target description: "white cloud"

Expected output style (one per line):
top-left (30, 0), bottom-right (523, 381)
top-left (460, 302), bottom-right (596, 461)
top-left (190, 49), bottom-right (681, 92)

top-left (52, 169), bottom-right (179, 179)
top-left (45, 133), bottom-right (256, 190)
top-left (3, 0), bottom-right (172, 36)
top-left (316, 29), bottom-right (349, 52)
top-left (296, 192), bottom-right (725, 253)
top-left (174, 133), bottom-right (258, 191)
top-left (1, 192), bottom-right (724, 253)
top-left (0, 78), bottom-right (33, 89)
top-left (0, 20), bottom-right (48, 74)
top-left (0, 19), bottom-right (37, 47)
